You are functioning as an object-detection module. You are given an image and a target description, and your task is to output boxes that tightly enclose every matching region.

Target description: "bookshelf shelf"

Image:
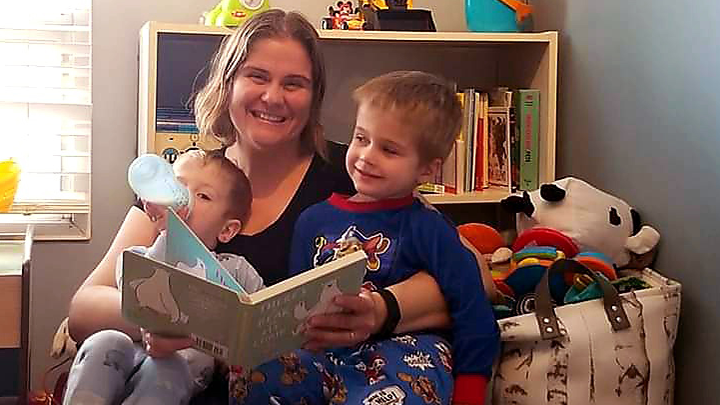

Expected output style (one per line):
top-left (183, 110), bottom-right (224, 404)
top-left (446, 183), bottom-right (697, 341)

top-left (319, 29), bottom-right (557, 44)
top-left (423, 188), bottom-right (515, 204)
top-left (137, 23), bottom-right (558, 205)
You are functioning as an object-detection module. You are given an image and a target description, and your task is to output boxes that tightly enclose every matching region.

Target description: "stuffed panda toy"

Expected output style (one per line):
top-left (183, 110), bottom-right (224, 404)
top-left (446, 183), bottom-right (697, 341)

top-left (501, 176), bottom-right (660, 268)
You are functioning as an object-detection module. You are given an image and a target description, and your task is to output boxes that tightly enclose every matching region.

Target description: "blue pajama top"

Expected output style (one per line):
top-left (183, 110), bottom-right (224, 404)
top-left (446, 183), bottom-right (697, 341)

top-left (289, 193), bottom-right (500, 377)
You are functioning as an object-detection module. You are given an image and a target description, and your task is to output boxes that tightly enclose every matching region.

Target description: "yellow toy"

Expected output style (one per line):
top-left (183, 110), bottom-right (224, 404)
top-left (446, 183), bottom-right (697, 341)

top-left (362, 0), bottom-right (413, 8)
top-left (0, 159), bottom-right (20, 212)
top-left (203, 0), bottom-right (270, 27)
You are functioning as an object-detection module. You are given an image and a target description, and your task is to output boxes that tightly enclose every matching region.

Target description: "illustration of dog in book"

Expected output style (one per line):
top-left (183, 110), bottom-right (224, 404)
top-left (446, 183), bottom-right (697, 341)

top-left (128, 258), bottom-right (205, 325)
top-left (293, 278), bottom-right (344, 335)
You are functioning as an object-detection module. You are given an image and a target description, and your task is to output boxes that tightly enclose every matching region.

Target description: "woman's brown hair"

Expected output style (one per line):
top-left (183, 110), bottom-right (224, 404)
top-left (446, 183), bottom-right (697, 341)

top-left (194, 9), bottom-right (327, 157)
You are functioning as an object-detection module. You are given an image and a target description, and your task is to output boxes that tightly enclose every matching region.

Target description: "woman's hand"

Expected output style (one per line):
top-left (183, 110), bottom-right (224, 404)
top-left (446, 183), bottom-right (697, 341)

top-left (302, 290), bottom-right (382, 351)
top-left (143, 330), bottom-right (193, 358)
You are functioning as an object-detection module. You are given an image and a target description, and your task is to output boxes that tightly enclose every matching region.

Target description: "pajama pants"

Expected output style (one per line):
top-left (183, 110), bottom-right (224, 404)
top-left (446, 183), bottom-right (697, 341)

top-left (62, 329), bottom-right (213, 405)
top-left (229, 333), bottom-right (454, 405)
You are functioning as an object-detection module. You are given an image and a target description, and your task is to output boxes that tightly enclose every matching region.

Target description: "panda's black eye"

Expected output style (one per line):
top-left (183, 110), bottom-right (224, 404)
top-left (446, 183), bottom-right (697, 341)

top-left (609, 207), bottom-right (621, 226)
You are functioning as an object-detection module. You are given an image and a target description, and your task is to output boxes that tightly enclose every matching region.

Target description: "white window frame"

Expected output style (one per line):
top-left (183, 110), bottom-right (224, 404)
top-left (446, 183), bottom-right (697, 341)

top-left (0, 0), bottom-right (92, 241)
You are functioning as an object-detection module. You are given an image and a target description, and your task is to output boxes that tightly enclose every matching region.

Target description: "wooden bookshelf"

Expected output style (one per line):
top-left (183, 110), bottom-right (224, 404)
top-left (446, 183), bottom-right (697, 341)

top-left (138, 24), bottom-right (557, 204)
top-left (318, 30), bottom-right (558, 204)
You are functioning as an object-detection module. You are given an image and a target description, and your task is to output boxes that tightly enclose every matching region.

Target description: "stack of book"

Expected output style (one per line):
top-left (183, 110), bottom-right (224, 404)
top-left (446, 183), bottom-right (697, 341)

top-left (419, 87), bottom-right (540, 196)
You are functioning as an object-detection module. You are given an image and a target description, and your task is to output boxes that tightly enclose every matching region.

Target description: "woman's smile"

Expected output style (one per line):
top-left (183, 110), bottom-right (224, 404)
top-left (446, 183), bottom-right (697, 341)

top-left (250, 109), bottom-right (287, 124)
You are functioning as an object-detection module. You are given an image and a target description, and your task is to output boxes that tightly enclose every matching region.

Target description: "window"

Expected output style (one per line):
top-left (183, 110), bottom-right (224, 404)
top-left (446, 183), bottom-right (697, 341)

top-left (0, 0), bottom-right (92, 240)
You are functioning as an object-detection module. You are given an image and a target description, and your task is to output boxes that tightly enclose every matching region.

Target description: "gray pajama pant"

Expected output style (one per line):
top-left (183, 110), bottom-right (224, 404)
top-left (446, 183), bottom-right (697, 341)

top-left (62, 329), bottom-right (210, 405)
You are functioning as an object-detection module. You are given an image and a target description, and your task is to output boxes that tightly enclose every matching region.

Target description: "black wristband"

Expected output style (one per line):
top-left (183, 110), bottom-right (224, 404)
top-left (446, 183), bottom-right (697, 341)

top-left (374, 288), bottom-right (401, 340)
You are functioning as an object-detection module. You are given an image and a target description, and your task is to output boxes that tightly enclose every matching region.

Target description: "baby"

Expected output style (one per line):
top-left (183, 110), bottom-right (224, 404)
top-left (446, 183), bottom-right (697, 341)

top-left (65, 149), bottom-right (264, 405)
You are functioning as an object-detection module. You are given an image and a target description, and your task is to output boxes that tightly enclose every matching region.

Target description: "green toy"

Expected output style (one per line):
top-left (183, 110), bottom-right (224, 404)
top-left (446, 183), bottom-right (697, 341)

top-left (204, 0), bottom-right (270, 27)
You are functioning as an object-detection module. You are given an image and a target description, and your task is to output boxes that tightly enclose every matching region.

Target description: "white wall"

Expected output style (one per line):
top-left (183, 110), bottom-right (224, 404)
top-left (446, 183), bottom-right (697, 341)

top-left (29, 0), bottom-right (468, 391)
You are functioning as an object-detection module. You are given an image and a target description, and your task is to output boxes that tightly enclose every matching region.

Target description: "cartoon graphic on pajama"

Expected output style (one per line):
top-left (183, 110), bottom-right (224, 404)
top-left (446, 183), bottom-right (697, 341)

top-left (363, 385), bottom-right (407, 405)
top-left (129, 268), bottom-right (188, 324)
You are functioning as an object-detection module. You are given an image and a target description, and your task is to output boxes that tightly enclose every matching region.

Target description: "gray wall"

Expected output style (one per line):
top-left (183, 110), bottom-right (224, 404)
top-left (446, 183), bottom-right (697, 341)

top-left (531, 0), bottom-right (720, 404)
top-left (27, 0), bottom-right (715, 404)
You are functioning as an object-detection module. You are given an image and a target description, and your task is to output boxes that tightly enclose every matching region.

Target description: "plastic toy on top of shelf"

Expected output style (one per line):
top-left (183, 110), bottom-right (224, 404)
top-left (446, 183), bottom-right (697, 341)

top-left (321, 0), bottom-right (435, 32)
top-left (465, 0), bottom-right (533, 32)
top-left (321, 1), bottom-right (365, 30)
top-left (202, 0), bottom-right (270, 27)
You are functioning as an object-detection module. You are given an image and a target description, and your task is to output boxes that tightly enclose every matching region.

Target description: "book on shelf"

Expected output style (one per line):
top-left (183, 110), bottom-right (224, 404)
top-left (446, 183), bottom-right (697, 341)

top-left (463, 88), bottom-right (477, 192)
top-left (437, 92), bottom-right (469, 194)
top-left (514, 89), bottom-right (540, 191)
top-left (473, 92), bottom-right (489, 191)
top-left (120, 209), bottom-right (368, 370)
top-left (509, 100), bottom-right (520, 191)
top-left (487, 88), bottom-right (513, 191)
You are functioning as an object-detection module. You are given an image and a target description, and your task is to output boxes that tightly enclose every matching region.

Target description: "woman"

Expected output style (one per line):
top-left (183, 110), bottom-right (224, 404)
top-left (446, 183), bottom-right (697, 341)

top-left (67, 9), bottom-right (493, 404)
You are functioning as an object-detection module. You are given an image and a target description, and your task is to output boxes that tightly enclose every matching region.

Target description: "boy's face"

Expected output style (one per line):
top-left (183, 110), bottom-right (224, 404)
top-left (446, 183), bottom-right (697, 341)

top-left (346, 103), bottom-right (437, 202)
top-left (174, 157), bottom-right (241, 249)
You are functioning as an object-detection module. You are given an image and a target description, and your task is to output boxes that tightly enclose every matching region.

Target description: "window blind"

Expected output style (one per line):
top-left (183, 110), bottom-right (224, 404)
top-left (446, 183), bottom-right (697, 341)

top-left (0, 0), bottom-right (91, 215)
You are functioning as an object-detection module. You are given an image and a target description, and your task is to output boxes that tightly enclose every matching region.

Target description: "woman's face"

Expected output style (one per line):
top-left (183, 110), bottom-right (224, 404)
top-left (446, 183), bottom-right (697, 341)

top-left (228, 37), bottom-right (313, 152)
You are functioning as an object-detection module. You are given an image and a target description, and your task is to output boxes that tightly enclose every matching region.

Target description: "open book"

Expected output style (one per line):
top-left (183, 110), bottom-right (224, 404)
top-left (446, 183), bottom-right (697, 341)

top-left (121, 209), bottom-right (367, 369)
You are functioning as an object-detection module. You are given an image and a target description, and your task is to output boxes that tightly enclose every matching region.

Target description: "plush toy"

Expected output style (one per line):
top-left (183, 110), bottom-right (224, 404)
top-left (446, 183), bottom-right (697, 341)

top-left (50, 317), bottom-right (77, 360)
top-left (459, 176), bottom-right (660, 317)
top-left (501, 176), bottom-right (660, 268)
top-left (203, 0), bottom-right (270, 27)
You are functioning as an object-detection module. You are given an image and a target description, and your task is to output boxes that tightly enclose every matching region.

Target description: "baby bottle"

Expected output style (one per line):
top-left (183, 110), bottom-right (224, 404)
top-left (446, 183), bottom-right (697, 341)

top-left (128, 154), bottom-right (191, 209)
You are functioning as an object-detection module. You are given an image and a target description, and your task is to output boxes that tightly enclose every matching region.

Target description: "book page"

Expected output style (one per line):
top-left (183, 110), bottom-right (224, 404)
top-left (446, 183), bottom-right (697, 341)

top-left (165, 208), bottom-right (246, 295)
top-left (234, 251), bottom-right (368, 369)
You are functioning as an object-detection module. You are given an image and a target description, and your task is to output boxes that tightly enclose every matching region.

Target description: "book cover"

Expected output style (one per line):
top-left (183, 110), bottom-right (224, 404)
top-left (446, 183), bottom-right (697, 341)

top-left (440, 92), bottom-right (467, 194)
top-left (463, 89), bottom-right (476, 192)
top-left (121, 210), bottom-right (368, 369)
top-left (515, 89), bottom-right (540, 191)
top-left (509, 99), bottom-right (520, 191)
top-left (487, 88), bottom-right (513, 191)
top-left (487, 107), bottom-right (511, 189)
top-left (473, 92), bottom-right (489, 190)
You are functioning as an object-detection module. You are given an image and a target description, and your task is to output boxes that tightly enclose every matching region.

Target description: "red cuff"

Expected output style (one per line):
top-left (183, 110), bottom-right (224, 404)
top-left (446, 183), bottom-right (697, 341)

top-left (452, 374), bottom-right (488, 405)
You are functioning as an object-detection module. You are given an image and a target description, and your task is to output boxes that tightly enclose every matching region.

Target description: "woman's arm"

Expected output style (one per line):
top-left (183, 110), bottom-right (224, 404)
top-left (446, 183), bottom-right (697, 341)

top-left (383, 271), bottom-right (451, 334)
top-left (303, 237), bottom-right (498, 350)
top-left (68, 206), bottom-right (159, 343)
top-left (302, 271), bottom-right (450, 350)
top-left (459, 234), bottom-right (500, 303)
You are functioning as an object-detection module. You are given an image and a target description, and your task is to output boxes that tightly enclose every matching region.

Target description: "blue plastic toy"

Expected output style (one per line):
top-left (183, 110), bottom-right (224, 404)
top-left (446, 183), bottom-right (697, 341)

top-left (465, 0), bottom-right (533, 32)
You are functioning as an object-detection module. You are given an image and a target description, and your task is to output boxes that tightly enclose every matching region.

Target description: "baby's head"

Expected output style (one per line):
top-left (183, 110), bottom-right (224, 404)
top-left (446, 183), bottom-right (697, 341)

top-left (173, 149), bottom-right (251, 249)
top-left (348, 71), bottom-right (462, 201)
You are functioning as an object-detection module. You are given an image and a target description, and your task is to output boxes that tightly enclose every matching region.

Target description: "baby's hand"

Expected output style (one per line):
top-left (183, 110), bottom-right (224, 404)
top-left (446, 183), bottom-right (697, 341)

top-left (143, 201), bottom-right (167, 232)
top-left (143, 202), bottom-right (189, 232)
top-left (142, 329), bottom-right (193, 358)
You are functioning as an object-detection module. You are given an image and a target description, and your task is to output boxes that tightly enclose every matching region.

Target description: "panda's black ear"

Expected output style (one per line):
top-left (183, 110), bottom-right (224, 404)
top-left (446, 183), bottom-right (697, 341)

top-left (501, 191), bottom-right (534, 217)
top-left (540, 184), bottom-right (566, 202)
top-left (631, 208), bottom-right (642, 235)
